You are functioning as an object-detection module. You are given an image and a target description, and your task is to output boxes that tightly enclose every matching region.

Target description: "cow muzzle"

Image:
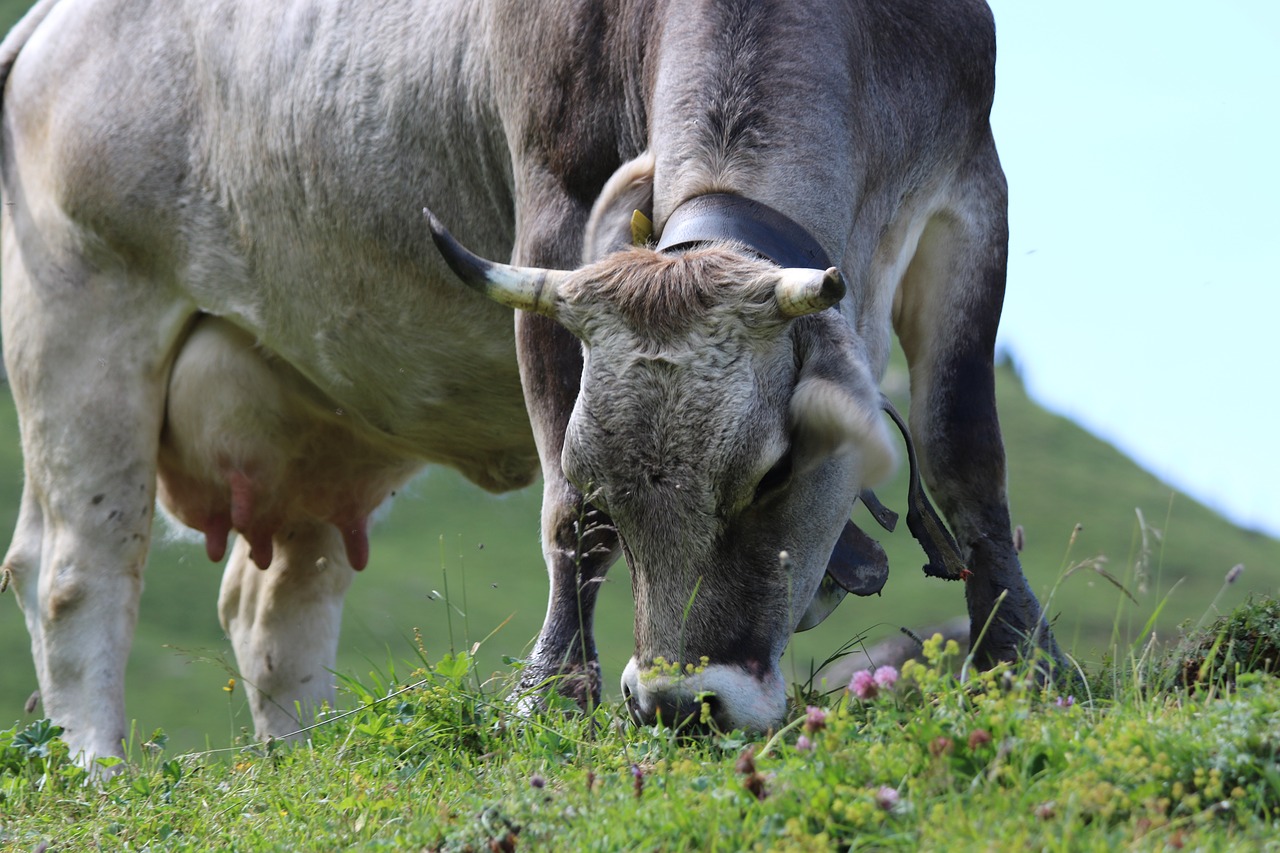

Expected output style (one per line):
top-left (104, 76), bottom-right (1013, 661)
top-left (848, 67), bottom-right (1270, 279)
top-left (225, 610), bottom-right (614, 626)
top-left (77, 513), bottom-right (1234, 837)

top-left (619, 657), bottom-right (786, 733)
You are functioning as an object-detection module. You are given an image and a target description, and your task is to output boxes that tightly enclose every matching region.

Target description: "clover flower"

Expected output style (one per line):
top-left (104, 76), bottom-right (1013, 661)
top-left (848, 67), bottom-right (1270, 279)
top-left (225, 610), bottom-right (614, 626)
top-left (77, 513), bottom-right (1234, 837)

top-left (804, 705), bottom-right (827, 733)
top-left (875, 786), bottom-right (900, 810)
top-left (850, 665), bottom-right (899, 700)
top-left (849, 670), bottom-right (878, 700)
top-left (873, 665), bottom-right (899, 689)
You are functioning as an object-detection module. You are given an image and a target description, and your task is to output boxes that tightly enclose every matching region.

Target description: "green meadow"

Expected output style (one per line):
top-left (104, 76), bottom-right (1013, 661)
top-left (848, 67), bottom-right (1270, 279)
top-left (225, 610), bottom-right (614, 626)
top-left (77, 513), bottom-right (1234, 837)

top-left (1, 0), bottom-right (1278, 847)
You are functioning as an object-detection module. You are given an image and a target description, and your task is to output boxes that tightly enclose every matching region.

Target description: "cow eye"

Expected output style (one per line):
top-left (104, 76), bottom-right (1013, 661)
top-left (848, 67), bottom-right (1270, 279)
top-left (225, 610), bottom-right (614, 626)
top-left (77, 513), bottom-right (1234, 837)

top-left (753, 450), bottom-right (793, 504)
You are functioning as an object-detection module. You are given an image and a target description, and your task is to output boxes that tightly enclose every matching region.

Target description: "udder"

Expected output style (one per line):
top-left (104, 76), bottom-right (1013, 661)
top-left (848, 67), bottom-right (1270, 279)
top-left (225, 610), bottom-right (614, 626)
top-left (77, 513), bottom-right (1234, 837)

top-left (157, 317), bottom-right (420, 571)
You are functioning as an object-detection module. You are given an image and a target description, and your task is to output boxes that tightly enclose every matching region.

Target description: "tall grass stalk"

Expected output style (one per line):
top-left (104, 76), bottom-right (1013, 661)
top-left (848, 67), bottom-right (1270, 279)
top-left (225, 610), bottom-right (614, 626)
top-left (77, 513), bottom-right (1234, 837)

top-left (439, 535), bottom-right (455, 656)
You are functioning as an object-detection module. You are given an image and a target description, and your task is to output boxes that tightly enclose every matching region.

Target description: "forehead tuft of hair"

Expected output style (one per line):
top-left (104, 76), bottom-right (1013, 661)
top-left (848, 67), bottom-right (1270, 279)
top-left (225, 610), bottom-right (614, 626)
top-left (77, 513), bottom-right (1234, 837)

top-left (568, 245), bottom-right (777, 337)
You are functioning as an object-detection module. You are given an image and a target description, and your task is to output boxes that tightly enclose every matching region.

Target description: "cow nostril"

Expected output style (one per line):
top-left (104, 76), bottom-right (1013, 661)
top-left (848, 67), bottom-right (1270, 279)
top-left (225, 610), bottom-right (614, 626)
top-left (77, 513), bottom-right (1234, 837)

top-left (650, 693), bottom-right (720, 733)
top-left (698, 692), bottom-right (722, 727)
top-left (674, 692), bottom-right (723, 734)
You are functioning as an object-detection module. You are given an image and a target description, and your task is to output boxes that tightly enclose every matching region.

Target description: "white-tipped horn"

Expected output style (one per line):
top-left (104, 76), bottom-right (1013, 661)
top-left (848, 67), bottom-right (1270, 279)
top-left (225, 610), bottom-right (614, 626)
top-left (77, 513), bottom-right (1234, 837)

top-left (774, 267), bottom-right (846, 317)
top-left (424, 207), bottom-right (569, 317)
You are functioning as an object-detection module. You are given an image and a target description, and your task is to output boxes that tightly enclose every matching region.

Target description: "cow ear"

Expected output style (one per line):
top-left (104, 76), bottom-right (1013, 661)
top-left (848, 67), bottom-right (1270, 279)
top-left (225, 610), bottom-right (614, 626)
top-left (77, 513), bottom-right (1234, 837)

top-left (826, 519), bottom-right (890, 595)
top-left (796, 520), bottom-right (890, 631)
top-left (789, 376), bottom-right (896, 482)
top-left (583, 151), bottom-right (655, 261)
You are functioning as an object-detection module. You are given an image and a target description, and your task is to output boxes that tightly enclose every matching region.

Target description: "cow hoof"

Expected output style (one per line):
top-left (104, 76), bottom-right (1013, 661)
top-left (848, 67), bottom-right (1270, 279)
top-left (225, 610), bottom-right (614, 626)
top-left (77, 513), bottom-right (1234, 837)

top-left (509, 659), bottom-right (603, 716)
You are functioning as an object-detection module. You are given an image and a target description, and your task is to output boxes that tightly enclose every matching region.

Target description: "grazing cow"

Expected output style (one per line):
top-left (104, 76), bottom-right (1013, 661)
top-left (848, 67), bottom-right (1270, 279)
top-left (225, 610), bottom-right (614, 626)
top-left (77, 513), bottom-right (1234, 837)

top-left (0, 0), bottom-right (1063, 761)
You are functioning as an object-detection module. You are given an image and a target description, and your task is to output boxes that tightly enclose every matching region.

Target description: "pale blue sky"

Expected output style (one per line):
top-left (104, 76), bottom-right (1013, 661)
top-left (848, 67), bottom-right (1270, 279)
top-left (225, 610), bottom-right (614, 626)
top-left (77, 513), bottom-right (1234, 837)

top-left (987, 0), bottom-right (1280, 537)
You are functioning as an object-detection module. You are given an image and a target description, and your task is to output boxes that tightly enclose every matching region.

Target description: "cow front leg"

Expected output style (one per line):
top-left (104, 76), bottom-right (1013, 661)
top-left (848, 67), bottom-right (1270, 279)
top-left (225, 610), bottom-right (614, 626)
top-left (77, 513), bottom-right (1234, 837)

top-left (512, 312), bottom-right (621, 710)
top-left (894, 160), bottom-right (1066, 674)
top-left (218, 521), bottom-right (354, 740)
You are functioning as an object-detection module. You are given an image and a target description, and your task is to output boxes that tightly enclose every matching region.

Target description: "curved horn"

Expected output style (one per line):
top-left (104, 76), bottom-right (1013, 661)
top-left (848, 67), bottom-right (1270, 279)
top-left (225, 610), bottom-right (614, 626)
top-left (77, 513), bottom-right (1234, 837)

top-left (774, 267), bottom-right (846, 318)
top-left (423, 207), bottom-right (568, 317)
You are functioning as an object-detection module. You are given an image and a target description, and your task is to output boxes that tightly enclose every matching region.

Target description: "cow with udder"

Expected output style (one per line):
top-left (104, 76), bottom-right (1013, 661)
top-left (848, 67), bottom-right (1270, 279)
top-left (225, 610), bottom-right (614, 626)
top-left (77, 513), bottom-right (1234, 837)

top-left (0, 0), bottom-right (1064, 763)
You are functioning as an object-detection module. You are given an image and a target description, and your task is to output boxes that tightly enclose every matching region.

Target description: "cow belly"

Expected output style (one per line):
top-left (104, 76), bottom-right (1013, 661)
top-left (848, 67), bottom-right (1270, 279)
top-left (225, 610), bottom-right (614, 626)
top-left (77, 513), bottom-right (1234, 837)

top-left (156, 317), bottom-right (421, 571)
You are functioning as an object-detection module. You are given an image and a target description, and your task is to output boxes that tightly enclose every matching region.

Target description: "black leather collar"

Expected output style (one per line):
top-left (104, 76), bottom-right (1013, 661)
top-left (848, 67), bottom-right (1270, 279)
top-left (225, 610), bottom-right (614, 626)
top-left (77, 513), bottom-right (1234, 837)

top-left (655, 193), bottom-right (832, 269)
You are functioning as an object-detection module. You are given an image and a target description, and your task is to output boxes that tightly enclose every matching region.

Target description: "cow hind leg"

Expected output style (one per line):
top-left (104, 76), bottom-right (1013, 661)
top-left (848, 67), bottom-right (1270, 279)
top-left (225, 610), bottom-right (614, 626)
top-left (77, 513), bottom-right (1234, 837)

top-left (894, 159), bottom-right (1066, 674)
top-left (3, 489), bottom-right (44, 700)
top-left (2, 256), bottom-right (192, 762)
top-left (218, 522), bottom-right (354, 740)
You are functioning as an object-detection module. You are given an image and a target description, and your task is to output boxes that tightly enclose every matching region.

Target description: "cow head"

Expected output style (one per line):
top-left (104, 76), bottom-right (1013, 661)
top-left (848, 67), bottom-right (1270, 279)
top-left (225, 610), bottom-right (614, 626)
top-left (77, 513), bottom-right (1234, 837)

top-left (425, 210), bottom-right (894, 732)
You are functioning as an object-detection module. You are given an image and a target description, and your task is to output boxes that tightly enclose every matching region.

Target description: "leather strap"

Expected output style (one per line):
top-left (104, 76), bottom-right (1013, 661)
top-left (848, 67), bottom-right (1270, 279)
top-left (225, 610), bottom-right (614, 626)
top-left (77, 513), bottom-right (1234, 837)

top-left (880, 396), bottom-right (970, 582)
top-left (655, 193), bottom-right (832, 269)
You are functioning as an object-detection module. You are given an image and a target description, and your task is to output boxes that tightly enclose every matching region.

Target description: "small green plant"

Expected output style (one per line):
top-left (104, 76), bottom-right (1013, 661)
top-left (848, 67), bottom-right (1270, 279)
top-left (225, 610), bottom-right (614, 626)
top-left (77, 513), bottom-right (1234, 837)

top-left (1171, 593), bottom-right (1280, 689)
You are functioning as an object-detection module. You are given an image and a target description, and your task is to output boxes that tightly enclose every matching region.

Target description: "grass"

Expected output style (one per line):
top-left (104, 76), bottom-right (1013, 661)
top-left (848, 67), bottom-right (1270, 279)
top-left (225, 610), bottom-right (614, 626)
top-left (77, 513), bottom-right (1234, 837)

top-left (2, 598), bottom-right (1278, 851)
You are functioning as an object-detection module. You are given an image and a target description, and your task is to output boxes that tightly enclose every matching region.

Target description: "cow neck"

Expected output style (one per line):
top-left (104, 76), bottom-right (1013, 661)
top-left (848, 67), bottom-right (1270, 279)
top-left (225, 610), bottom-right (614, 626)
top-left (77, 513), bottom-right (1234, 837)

top-left (655, 193), bottom-right (832, 269)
